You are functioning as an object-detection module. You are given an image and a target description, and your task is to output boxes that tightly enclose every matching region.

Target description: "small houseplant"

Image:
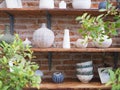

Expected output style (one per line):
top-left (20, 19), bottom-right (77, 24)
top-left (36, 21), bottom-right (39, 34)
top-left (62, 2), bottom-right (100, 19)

top-left (76, 13), bottom-right (119, 48)
top-left (76, 2), bottom-right (120, 48)
top-left (0, 34), bottom-right (41, 90)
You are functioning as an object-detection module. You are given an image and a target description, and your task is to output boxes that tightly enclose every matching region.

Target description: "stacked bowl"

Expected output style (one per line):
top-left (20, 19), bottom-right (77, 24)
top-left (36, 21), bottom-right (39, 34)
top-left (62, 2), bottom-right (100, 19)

top-left (76, 61), bottom-right (93, 83)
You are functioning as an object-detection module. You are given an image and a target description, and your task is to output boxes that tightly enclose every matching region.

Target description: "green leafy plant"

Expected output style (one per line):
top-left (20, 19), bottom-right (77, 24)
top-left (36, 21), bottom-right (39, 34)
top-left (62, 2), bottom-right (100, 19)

top-left (76, 13), bottom-right (118, 43)
top-left (0, 34), bottom-right (41, 90)
top-left (106, 68), bottom-right (120, 90)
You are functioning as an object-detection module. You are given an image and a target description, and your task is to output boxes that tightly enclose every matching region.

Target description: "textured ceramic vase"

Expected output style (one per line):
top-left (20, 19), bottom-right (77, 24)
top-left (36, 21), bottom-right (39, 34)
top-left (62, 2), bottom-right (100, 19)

top-left (72, 0), bottom-right (91, 9)
top-left (33, 23), bottom-right (55, 48)
top-left (39, 0), bottom-right (54, 8)
top-left (94, 35), bottom-right (112, 48)
top-left (52, 72), bottom-right (64, 83)
top-left (0, 25), bottom-right (14, 44)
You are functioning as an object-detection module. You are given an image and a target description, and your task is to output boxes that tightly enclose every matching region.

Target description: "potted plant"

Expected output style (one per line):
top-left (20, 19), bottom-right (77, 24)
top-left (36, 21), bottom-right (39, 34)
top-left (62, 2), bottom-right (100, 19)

top-left (75, 10), bottom-right (120, 48)
top-left (0, 34), bottom-right (41, 90)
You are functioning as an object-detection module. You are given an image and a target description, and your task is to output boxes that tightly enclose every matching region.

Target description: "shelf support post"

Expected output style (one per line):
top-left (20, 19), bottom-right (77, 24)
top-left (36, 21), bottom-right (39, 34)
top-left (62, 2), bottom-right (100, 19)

top-left (6, 13), bottom-right (14, 35)
top-left (46, 11), bottom-right (52, 70)
top-left (113, 52), bottom-right (119, 69)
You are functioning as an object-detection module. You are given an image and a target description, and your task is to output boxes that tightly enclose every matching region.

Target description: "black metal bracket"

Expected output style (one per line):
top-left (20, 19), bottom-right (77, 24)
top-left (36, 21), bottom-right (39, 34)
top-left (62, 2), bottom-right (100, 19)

top-left (113, 52), bottom-right (119, 69)
top-left (5, 12), bottom-right (14, 35)
top-left (46, 11), bottom-right (52, 70)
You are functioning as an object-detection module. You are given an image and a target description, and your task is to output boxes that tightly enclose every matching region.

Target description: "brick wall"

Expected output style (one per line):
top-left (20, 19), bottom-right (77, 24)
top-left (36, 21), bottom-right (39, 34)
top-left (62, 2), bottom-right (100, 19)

top-left (0, 0), bottom-right (120, 80)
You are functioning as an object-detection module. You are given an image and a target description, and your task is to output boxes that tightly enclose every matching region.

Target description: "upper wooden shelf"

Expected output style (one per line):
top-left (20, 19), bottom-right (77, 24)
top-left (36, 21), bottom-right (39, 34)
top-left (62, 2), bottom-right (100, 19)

top-left (31, 48), bottom-right (120, 52)
top-left (0, 8), bottom-right (105, 17)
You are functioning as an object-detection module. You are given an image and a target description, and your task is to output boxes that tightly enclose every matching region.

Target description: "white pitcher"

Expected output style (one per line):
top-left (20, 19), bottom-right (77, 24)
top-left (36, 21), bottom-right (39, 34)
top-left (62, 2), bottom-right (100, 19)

top-left (39, 0), bottom-right (54, 9)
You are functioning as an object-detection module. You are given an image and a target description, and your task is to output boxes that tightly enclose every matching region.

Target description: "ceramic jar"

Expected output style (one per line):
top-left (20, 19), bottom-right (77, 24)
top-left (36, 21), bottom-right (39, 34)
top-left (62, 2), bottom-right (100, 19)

top-left (72, 0), bottom-right (91, 9)
top-left (39, 0), bottom-right (54, 8)
top-left (33, 23), bottom-right (55, 48)
top-left (52, 72), bottom-right (64, 83)
top-left (98, 1), bottom-right (107, 9)
top-left (94, 35), bottom-right (112, 48)
top-left (0, 25), bottom-right (14, 44)
top-left (59, 1), bottom-right (66, 9)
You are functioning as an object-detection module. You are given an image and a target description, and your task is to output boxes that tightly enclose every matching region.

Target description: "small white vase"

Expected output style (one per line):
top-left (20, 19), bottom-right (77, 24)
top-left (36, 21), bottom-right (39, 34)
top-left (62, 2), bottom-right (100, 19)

top-left (63, 29), bottom-right (71, 48)
top-left (23, 38), bottom-right (32, 47)
top-left (72, 0), bottom-right (91, 9)
top-left (94, 35), bottom-right (112, 48)
top-left (39, 0), bottom-right (54, 8)
top-left (59, 1), bottom-right (66, 9)
top-left (75, 39), bottom-right (88, 48)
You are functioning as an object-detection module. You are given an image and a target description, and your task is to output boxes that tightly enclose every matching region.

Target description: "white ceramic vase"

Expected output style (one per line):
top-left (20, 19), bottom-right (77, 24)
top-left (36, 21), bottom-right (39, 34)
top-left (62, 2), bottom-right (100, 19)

top-left (39, 0), bottom-right (54, 8)
top-left (63, 29), bottom-right (71, 48)
top-left (5, 0), bottom-right (22, 8)
top-left (75, 39), bottom-right (88, 48)
top-left (72, 0), bottom-right (91, 9)
top-left (33, 23), bottom-right (55, 48)
top-left (94, 35), bottom-right (112, 48)
top-left (23, 38), bottom-right (32, 47)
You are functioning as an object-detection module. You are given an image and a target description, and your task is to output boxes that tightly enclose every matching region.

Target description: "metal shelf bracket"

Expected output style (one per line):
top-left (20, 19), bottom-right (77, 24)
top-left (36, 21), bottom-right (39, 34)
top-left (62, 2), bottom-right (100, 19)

top-left (5, 12), bottom-right (14, 35)
top-left (46, 11), bottom-right (52, 70)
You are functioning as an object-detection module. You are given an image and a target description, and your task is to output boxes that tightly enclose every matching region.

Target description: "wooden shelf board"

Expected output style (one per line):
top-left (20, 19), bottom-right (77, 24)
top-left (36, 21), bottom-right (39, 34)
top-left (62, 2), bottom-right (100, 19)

top-left (39, 78), bottom-right (111, 89)
top-left (31, 48), bottom-right (120, 52)
top-left (0, 8), bottom-right (105, 17)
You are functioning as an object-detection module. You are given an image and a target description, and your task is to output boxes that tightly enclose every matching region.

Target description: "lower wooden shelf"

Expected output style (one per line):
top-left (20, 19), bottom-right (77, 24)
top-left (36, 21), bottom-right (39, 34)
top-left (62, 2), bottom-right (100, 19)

top-left (39, 78), bottom-right (111, 90)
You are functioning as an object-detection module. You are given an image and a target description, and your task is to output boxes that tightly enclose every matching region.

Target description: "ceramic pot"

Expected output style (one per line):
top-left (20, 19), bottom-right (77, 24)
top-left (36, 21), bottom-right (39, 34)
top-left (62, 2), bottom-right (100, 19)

top-left (75, 39), bottom-right (88, 48)
top-left (0, 25), bottom-right (14, 44)
top-left (72, 0), bottom-right (91, 9)
top-left (98, 1), bottom-right (107, 9)
top-left (33, 23), bottom-right (55, 48)
top-left (94, 35), bottom-right (112, 48)
top-left (52, 72), bottom-right (64, 83)
top-left (39, 0), bottom-right (54, 8)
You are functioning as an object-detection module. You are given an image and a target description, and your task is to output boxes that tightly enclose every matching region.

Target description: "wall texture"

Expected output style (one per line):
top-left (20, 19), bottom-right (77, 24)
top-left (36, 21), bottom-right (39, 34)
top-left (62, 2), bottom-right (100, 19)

top-left (0, 0), bottom-right (120, 80)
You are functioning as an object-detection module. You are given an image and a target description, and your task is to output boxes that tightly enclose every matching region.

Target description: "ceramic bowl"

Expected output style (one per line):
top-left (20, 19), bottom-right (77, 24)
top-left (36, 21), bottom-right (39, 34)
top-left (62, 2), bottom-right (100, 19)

top-left (76, 71), bottom-right (93, 75)
top-left (76, 74), bottom-right (93, 83)
top-left (76, 61), bottom-right (92, 68)
top-left (76, 66), bottom-right (93, 73)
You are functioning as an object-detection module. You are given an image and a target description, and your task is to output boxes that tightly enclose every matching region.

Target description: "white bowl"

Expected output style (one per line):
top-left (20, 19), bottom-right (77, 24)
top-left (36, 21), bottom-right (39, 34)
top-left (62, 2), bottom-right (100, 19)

top-left (76, 74), bottom-right (93, 83)
top-left (76, 61), bottom-right (92, 68)
top-left (76, 67), bottom-right (93, 73)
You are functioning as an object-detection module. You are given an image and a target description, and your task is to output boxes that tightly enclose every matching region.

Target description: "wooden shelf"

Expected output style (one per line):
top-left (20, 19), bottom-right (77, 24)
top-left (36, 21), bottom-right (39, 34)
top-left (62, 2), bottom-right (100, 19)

top-left (0, 8), bottom-right (105, 17)
top-left (39, 78), bottom-right (111, 90)
top-left (31, 48), bottom-right (120, 52)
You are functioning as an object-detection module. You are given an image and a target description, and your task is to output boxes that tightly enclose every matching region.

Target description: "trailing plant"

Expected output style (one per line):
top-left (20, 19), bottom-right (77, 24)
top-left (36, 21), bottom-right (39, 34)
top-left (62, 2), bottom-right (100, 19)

top-left (0, 34), bottom-right (41, 90)
top-left (106, 68), bottom-right (120, 90)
